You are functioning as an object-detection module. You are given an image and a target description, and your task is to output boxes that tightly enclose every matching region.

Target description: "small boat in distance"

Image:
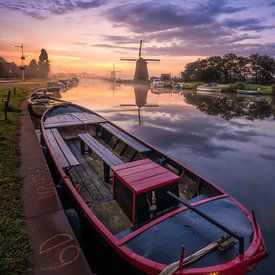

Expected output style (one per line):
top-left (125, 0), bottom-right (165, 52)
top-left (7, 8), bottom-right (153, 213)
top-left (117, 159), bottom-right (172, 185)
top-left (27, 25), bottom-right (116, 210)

top-left (41, 103), bottom-right (267, 274)
top-left (197, 83), bottom-right (222, 92)
top-left (151, 78), bottom-right (165, 88)
top-left (237, 88), bottom-right (264, 95)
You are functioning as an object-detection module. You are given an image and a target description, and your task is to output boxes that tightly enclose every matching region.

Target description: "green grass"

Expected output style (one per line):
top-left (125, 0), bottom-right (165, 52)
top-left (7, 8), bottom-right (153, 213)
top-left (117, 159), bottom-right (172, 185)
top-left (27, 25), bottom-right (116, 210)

top-left (0, 83), bottom-right (45, 274)
top-left (219, 83), bottom-right (272, 94)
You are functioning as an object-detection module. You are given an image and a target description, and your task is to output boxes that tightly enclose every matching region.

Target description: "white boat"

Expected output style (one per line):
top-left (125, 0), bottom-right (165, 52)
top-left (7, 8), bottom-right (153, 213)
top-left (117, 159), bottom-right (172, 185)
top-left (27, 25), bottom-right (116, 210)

top-left (237, 88), bottom-right (263, 95)
top-left (151, 79), bottom-right (165, 88)
top-left (197, 83), bottom-right (222, 92)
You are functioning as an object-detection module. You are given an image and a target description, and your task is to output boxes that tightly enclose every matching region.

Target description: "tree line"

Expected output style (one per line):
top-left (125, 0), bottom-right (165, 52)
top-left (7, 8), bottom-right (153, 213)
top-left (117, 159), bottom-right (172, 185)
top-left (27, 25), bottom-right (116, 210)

top-left (181, 53), bottom-right (275, 85)
top-left (0, 48), bottom-right (50, 79)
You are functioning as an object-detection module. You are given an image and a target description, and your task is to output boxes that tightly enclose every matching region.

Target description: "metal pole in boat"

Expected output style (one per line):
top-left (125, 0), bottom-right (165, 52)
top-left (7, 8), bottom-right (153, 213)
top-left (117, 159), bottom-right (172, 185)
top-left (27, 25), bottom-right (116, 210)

top-left (166, 191), bottom-right (244, 255)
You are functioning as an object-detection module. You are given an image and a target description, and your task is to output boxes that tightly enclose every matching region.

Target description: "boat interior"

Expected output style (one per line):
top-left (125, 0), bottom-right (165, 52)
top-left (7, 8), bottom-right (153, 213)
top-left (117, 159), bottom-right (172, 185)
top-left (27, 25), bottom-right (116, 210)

top-left (43, 106), bottom-right (223, 236)
top-left (42, 106), bottom-right (256, 268)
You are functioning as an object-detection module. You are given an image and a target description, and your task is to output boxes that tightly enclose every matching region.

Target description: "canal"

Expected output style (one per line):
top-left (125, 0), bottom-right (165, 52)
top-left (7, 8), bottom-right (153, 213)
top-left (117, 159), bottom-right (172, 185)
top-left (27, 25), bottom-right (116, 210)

top-left (61, 78), bottom-right (275, 274)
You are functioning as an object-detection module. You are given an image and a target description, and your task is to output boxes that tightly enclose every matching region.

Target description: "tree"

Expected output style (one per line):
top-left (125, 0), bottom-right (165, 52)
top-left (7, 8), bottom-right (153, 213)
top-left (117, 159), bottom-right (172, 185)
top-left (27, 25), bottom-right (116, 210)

top-left (182, 60), bottom-right (203, 82)
top-left (249, 54), bottom-right (275, 84)
top-left (181, 53), bottom-right (274, 84)
top-left (38, 49), bottom-right (50, 78)
top-left (26, 59), bottom-right (39, 78)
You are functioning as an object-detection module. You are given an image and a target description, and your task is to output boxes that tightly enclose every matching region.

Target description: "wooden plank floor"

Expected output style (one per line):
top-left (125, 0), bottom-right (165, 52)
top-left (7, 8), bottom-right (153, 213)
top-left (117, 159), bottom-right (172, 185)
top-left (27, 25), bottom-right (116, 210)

top-left (67, 138), bottom-right (133, 234)
top-left (67, 139), bottom-right (112, 204)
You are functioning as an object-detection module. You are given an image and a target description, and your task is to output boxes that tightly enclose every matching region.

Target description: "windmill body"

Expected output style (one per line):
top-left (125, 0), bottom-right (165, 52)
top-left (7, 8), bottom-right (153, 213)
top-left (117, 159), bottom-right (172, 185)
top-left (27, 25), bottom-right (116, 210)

top-left (134, 58), bottom-right (149, 80)
top-left (121, 40), bottom-right (159, 81)
top-left (109, 64), bottom-right (121, 81)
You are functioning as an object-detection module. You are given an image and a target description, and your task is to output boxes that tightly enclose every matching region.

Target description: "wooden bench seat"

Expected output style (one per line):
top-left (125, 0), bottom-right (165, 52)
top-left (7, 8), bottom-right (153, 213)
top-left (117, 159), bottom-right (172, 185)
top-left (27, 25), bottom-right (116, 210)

top-left (78, 133), bottom-right (124, 181)
top-left (100, 123), bottom-right (151, 154)
top-left (45, 128), bottom-right (80, 169)
top-left (44, 112), bottom-right (106, 128)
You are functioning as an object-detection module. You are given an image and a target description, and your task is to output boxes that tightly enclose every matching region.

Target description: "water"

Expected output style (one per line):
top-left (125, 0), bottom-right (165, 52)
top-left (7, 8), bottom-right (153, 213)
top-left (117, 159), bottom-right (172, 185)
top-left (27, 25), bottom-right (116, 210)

top-left (62, 79), bottom-right (275, 274)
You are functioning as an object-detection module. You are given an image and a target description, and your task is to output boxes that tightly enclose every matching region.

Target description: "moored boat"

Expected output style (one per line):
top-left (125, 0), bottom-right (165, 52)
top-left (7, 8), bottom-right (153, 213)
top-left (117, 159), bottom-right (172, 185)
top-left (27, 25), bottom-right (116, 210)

top-left (41, 103), bottom-right (267, 274)
top-left (32, 87), bottom-right (62, 98)
top-left (28, 95), bottom-right (68, 117)
top-left (197, 83), bottom-right (222, 92)
top-left (237, 88), bottom-right (263, 95)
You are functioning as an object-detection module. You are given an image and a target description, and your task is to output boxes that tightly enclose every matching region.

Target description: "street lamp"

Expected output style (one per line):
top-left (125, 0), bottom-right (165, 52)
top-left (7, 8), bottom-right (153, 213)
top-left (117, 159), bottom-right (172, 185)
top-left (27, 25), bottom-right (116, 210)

top-left (11, 43), bottom-right (25, 81)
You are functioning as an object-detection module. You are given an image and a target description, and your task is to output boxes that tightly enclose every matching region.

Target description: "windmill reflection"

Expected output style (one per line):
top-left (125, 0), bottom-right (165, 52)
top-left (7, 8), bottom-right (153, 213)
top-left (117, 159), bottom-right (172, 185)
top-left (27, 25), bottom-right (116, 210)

top-left (184, 92), bottom-right (275, 120)
top-left (110, 81), bottom-right (121, 97)
top-left (120, 85), bottom-right (159, 125)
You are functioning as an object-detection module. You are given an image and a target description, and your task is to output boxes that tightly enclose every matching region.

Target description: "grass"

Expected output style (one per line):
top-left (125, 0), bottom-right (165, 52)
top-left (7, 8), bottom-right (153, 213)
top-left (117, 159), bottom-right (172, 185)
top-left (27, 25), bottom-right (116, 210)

top-left (0, 83), bottom-right (45, 274)
top-left (219, 83), bottom-right (272, 94)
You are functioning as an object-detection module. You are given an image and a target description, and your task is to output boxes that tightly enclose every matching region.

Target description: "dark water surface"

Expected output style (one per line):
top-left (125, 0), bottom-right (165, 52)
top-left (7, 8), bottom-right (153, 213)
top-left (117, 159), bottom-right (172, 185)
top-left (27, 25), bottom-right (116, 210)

top-left (62, 79), bottom-right (275, 274)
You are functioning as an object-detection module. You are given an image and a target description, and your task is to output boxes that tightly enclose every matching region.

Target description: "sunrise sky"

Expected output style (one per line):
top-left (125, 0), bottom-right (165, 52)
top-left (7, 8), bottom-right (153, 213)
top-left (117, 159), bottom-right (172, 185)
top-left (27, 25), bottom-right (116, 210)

top-left (0, 0), bottom-right (274, 78)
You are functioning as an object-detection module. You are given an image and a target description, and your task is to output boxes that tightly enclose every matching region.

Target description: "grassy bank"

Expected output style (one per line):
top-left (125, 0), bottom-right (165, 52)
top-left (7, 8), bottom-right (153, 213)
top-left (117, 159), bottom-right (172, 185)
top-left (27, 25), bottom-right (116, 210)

top-left (0, 83), bottom-right (45, 273)
top-left (219, 83), bottom-right (273, 94)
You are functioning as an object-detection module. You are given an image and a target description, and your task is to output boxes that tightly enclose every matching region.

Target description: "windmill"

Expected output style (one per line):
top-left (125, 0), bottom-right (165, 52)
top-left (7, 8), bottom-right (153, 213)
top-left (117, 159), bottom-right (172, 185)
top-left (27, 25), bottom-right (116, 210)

top-left (120, 85), bottom-right (159, 125)
top-left (109, 64), bottom-right (121, 81)
top-left (121, 40), bottom-right (160, 81)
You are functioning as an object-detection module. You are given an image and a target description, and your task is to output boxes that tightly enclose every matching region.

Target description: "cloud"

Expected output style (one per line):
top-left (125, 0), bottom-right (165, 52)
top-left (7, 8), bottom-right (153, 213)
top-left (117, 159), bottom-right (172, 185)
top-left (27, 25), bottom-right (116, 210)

top-left (91, 43), bottom-right (137, 51)
top-left (0, 0), bottom-right (106, 19)
top-left (100, 0), bottom-right (275, 57)
top-left (223, 18), bottom-right (274, 32)
top-left (145, 42), bottom-right (275, 57)
top-left (105, 0), bottom-right (246, 33)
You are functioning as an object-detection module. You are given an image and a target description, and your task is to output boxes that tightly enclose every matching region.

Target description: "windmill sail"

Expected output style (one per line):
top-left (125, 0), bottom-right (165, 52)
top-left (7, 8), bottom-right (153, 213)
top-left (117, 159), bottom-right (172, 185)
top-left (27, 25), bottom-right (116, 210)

top-left (120, 40), bottom-right (160, 81)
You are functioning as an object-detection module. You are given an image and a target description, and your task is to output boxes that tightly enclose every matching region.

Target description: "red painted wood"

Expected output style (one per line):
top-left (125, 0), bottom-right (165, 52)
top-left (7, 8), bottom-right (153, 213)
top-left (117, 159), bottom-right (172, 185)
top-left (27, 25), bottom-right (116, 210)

top-left (123, 166), bottom-right (166, 183)
top-left (132, 173), bottom-right (178, 194)
top-left (115, 162), bottom-right (157, 177)
top-left (112, 158), bottom-right (151, 172)
top-left (112, 159), bottom-right (179, 195)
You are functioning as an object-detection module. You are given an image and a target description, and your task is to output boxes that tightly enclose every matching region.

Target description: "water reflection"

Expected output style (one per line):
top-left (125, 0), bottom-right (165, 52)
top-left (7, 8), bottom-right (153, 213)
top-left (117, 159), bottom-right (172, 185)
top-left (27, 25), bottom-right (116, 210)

top-left (184, 92), bottom-right (275, 120)
top-left (120, 84), bottom-right (159, 125)
top-left (110, 81), bottom-right (121, 97)
top-left (61, 79), bottom-right (275, 274)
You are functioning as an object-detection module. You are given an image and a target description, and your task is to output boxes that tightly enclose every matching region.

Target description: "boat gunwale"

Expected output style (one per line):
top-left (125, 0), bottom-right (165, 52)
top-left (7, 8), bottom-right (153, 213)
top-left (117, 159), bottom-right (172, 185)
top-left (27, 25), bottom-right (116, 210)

top-left (41, 103), bottom-right (267, 274)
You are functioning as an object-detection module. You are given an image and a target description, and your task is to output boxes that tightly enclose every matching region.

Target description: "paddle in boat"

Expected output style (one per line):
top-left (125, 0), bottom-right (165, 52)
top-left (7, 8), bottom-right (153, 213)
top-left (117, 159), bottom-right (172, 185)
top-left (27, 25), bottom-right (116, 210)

top-left (41, 103), bottom-right (267, 274)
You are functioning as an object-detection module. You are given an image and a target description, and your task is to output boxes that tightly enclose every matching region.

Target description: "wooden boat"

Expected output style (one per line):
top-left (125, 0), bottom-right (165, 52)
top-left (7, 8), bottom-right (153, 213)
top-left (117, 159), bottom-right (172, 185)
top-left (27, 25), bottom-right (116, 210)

top-left (237, 88), bottom-right (263, 95)
top-left (41, 103), bottom-right (267, 274)
top-left (197, 83), bottom-right (222, 92)
top-left (32, 87), bottom-right (62, 98)
top-left (28, 95), bottom-right (68, 117)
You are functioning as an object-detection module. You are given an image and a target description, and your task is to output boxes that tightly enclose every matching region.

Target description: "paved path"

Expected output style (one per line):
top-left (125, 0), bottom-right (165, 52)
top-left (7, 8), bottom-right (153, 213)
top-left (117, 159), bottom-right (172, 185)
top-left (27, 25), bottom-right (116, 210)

top-left (19, 97), bottom-right (93, 274)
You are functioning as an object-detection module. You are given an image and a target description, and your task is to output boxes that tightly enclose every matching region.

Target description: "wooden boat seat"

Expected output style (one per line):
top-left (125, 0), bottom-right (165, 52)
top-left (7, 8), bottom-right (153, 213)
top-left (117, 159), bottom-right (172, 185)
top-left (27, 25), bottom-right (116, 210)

top-left (78, 133), bottom-right (124, 181)
top-left (45, 128), bottom-right (80, 169)
top-left (44, 112), bottom-right (106, 128)
top-left (100, 123), bottom-right (151, 154)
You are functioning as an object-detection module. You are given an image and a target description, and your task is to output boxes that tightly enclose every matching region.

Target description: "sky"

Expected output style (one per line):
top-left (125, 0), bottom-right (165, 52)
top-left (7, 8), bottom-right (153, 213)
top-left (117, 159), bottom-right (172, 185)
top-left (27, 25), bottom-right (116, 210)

top-left (0, 0), bottom-right (274, 77)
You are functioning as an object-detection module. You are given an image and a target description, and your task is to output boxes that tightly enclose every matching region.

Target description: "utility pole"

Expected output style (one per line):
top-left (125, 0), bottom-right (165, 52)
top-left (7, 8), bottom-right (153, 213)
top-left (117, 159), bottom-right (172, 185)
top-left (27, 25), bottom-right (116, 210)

top-left (11, 43), bottom-right (25, 81)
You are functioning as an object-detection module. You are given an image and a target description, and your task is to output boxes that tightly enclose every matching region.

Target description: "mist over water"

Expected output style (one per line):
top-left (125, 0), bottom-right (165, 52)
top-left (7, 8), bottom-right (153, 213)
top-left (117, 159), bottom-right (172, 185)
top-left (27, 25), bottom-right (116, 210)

top-left (62, 78), bottom-right (275, 274)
